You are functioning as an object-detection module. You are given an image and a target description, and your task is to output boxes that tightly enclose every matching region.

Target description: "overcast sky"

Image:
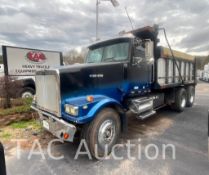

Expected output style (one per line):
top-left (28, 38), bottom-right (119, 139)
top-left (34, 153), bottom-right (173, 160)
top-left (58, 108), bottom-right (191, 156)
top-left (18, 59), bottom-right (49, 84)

top-left (0, 0), bottom-right (209, 55)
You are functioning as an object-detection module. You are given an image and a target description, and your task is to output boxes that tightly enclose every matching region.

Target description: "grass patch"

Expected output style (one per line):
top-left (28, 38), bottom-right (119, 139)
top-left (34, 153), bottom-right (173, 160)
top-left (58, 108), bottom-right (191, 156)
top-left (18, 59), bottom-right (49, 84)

top-left (0, 119), bottom-right (42, 142)
top-left (11, 120), bottom-right (41, 130)
top-left (22, 98), bottom-right (33, 106)
top-left (0, 105), bottom-right (31, 116)
top-left (0, 132), bottom-right (12, 140)
top-left (0, 97), bottom-right (33, 116)
top-left (0, 97), bottom-right (33, 108)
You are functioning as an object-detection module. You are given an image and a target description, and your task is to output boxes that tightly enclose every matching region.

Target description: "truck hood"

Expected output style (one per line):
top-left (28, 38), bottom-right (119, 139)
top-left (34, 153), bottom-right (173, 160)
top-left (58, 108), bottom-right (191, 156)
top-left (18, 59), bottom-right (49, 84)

top-left (57, 62), bottom-right (125, 100)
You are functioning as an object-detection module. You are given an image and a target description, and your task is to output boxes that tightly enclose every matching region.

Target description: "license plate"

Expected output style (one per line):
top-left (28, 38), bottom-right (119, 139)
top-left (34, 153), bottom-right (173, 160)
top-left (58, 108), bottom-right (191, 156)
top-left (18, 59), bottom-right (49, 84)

top-left (43, 120), bottom-right (49, 130)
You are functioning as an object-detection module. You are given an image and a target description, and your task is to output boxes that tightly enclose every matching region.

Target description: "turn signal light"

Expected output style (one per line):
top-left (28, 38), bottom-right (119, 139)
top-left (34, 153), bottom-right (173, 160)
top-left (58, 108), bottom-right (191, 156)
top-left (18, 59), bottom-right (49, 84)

top-left (63, 133), bottom-right (70, 140)
top-left (87, 96), bottom-right (94, 102)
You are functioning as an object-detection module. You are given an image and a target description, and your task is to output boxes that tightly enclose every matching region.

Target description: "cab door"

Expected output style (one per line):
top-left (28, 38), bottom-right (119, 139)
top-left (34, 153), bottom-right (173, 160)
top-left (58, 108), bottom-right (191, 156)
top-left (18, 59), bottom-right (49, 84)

top-left (126, 40), bottom-right (153, 95)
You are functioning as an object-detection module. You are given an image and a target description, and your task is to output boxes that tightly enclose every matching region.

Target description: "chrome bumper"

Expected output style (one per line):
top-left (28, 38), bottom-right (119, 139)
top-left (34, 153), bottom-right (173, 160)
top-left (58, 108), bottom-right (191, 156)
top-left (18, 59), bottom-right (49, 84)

top-left (31, 105), bottom-right (76, 142)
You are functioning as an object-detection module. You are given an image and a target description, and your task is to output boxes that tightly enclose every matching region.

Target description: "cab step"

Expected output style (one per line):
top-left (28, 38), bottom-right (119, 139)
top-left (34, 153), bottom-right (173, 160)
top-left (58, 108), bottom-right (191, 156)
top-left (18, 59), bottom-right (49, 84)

top-left (129, 97), bottom-right (156, 120)
top-left (136, 110), bottom-right (156, 120)
top-left (129, 97), bottom-right (154, 114)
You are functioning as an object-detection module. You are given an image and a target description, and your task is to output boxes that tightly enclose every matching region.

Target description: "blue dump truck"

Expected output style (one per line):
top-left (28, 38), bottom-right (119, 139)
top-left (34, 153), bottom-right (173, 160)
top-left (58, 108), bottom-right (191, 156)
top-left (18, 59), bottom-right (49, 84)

top-left (31, 26), bottom-right (196, 158)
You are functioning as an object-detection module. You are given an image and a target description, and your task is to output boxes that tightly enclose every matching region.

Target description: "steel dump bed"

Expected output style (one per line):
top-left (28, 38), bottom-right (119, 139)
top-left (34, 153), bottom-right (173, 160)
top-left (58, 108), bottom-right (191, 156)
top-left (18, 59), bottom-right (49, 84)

top-left (155, 47), bottom-right (196, 89)
top-left (161, 47), bottom-right (195, 62)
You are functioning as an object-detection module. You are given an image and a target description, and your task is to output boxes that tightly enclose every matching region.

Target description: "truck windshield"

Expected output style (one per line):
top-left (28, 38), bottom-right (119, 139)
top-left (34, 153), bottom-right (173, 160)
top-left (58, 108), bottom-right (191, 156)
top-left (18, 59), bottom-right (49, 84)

top-left (86, 41), bottom-right (129, 63)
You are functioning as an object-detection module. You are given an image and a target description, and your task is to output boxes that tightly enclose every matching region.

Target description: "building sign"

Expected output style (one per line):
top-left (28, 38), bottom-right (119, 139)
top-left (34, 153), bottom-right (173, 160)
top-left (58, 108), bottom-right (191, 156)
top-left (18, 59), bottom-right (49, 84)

top-left (2, 46), bottom-right (63, 76)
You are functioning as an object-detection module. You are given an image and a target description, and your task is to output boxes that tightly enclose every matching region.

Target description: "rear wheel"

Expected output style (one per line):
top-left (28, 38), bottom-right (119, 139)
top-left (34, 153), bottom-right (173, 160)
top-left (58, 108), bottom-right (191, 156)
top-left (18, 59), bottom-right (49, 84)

top-left (81, 108), bottom-right (121, 159)
top-left (186, 86), bottom-right (195, 107)
top-left (172, 88), bottom-right (187, 112)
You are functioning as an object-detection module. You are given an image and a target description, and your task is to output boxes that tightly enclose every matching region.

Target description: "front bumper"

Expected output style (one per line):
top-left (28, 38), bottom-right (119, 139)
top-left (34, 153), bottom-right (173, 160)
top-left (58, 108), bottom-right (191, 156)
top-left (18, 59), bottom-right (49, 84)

top-left (31, 105), bottom-right (77, 142)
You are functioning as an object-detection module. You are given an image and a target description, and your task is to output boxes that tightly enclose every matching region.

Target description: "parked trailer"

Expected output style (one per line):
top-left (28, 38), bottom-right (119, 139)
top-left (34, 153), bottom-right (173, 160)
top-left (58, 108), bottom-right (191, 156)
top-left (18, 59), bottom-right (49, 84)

top-left (197, 70), bottom-right (202, 80)
top-left (199, 63), bottom-right (209, 82)
top-left (32, 26), bottom-right (196, 158)
top-left (0, 64), bottom-right (4, 77)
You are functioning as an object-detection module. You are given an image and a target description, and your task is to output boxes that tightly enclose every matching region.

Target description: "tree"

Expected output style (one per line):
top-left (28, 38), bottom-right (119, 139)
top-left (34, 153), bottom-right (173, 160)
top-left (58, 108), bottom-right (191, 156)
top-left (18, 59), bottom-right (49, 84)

top-left (0, 76), bottom-right (22, 108)
top-left (196, 55), bottom-right (209, 70)
top-left (63, 47), bottom-right (88, 65)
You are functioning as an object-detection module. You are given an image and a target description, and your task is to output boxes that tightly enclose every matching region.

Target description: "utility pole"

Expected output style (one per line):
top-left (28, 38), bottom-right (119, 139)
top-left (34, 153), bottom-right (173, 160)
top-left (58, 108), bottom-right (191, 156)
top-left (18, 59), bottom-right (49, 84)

top-left (96, 0), bottom-right (119, 41)
top-left (96, 0), bottom-right (99, 40)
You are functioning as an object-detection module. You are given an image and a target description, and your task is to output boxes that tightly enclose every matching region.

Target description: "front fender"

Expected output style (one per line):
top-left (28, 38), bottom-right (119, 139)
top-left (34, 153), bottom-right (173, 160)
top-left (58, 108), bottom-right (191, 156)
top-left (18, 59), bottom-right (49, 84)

top-left (62, 95), bottom-right (124, 124)
top-left (87, 97), bottom-right (123, 119)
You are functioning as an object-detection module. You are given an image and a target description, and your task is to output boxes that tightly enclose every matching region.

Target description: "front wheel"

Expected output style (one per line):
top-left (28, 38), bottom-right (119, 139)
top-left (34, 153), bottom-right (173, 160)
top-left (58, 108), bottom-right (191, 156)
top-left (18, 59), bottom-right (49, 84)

top-left (82, 108), bottom-right (121, 159)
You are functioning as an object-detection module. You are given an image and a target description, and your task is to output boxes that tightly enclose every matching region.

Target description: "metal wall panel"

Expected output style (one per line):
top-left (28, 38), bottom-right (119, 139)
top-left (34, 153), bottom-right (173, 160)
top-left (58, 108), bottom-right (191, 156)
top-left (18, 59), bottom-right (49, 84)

top-left (157, 58), bottom-right (166, 85)
top-left (174, 61), bottom-right (180, 83)
top-left (186, 62), bottom-right (189, 81)
top-left (168, 59), bottom-right (173, 83)
top-left (181, 62), bottom-right (185, 81)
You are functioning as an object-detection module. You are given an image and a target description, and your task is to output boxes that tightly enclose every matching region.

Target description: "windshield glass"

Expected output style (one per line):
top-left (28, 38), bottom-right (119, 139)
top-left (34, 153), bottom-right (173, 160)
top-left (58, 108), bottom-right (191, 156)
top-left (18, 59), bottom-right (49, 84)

top-left (86, 41), bottom-right (129, 63)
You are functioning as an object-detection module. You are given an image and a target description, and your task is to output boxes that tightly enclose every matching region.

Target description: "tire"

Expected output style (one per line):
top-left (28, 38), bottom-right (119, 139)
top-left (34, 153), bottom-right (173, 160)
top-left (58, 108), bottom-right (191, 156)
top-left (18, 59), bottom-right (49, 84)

top-left (19, 87), bottom-right (35, 98)
top-left (172, 88), bottom-right (187, 112)
top-left (82, 108), bottom-right (121, 159)
top-left (186, 86), bottom-right (195, 107)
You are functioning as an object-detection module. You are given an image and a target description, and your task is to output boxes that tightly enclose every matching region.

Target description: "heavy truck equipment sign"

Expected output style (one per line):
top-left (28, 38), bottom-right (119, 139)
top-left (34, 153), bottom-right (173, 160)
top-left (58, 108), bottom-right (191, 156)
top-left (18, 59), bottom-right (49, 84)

top-left (2, 46), bottom-right (63, 76)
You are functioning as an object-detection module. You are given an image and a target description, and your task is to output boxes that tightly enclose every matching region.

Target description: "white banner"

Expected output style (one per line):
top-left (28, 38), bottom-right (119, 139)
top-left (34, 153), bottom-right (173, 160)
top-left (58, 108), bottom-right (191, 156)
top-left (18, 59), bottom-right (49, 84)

top-left (3, 46), bottom-right (62, 76)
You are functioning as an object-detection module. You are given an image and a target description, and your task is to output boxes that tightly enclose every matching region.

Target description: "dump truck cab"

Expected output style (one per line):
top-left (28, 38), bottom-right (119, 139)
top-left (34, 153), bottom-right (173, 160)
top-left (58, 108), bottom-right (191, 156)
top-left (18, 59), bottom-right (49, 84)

top-left (85, 28), bottom-right (156, 94)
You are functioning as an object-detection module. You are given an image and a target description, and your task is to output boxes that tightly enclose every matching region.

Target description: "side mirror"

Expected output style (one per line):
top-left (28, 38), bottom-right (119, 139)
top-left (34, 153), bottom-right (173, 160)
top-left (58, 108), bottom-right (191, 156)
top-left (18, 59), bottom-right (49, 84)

top-left (145, 40), bottom-right (154, 63)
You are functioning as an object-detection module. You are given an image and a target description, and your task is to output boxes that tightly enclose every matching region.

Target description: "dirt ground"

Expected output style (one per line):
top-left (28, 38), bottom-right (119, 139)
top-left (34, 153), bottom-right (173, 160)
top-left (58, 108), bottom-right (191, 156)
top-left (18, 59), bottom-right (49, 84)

top-left (0, 119), bottom-right (56, 150)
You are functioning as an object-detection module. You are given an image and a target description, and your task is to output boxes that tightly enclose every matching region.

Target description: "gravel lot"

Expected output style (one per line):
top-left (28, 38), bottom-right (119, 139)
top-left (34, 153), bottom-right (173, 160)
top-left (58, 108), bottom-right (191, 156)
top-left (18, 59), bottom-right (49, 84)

top-left (4, 81), bottom-right (209, 175)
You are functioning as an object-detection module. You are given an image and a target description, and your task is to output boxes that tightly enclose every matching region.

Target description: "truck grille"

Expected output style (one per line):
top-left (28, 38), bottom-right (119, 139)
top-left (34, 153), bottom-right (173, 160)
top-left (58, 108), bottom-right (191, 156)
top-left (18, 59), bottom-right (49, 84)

top-left (35, 72), bottom-right (61, 117)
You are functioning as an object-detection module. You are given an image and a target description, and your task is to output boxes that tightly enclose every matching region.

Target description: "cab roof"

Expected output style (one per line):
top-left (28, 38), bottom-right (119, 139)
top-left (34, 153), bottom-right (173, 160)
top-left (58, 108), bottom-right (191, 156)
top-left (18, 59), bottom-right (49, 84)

top-left (88, 26), bottom-right (158, 49)
top-left (88, 35), bottom-right (134, 49)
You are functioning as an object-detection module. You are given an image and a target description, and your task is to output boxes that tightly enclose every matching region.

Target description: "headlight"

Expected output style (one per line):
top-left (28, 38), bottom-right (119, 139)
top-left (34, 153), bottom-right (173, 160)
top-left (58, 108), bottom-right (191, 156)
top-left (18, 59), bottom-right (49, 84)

top-left (65, 104), bottom-right (79, 116)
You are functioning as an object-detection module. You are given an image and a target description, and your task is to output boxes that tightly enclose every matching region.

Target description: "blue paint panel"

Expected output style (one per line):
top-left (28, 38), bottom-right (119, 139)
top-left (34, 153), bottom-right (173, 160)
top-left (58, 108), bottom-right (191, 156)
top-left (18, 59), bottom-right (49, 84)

top-left (61, 81), bottom-right (151, 124)
top-left (62, 96), bottom-right (123, 124)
